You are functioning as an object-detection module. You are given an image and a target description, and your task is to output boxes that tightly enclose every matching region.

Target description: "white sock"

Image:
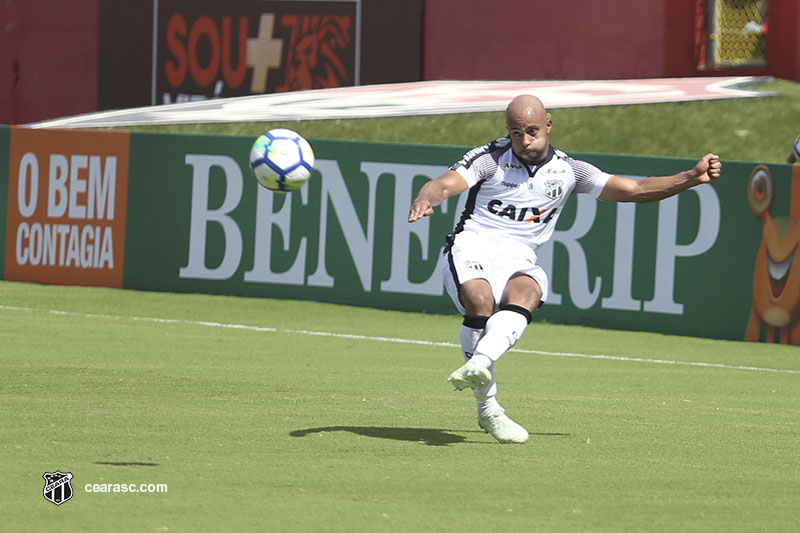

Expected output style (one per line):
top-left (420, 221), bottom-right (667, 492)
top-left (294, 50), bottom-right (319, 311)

top-left (471, 308), bottom-right (531, 415)
top-left (473, 308), bottom-right (529, 363)
top-left (459, 324), bottom-right (483, 361)
top-left (458, 316), bottom-right (497, 403)
top-left (477, 396), bottom-right (501, 418)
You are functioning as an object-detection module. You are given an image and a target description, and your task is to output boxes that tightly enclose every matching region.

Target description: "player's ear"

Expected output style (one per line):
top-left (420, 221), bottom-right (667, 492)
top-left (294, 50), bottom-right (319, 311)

top-left (747, 165), bottom-right (772, 217)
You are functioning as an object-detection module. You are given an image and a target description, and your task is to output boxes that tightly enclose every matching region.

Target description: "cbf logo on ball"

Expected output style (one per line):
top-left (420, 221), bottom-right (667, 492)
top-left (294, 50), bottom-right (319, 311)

top-left (43, 471), bottom-right (74, 506)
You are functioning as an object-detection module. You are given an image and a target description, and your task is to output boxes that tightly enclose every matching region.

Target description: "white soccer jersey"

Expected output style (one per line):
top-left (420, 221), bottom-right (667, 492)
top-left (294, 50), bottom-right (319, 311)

top-left (448, 138), bottom-right (612, 251)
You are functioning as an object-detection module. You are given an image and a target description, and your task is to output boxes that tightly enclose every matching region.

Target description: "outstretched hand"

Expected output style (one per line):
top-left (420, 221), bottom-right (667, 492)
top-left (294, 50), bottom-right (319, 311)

top-left (694, 153), bottom-right (722, 183)
top-left (408, 199), bottom-right (434, 222)
top-left (407, 170), bottom-right (469, 223)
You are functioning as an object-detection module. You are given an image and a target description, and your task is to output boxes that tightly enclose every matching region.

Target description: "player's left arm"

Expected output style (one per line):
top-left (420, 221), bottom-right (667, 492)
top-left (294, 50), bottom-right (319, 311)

top-left (599, 153), bottom-right (722, 203)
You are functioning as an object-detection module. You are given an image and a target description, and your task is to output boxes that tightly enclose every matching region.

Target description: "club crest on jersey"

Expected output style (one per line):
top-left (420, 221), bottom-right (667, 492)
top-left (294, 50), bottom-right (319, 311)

top-left (544, 179), bottom-right (564, 199)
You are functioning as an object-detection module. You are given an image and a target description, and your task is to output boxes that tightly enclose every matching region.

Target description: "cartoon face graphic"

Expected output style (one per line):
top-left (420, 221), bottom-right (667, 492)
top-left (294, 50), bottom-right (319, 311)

top-left (745, 166), bottom-right (800, 343)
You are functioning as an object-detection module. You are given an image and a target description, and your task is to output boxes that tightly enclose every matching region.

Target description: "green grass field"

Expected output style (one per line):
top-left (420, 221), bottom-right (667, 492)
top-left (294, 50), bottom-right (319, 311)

top-left (2, 281), bottom-right (798, 531)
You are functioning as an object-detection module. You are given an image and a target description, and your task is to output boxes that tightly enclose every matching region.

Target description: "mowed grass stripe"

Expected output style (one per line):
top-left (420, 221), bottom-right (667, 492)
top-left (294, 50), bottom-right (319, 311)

top-left (2, 304), bottom-right (796, 375)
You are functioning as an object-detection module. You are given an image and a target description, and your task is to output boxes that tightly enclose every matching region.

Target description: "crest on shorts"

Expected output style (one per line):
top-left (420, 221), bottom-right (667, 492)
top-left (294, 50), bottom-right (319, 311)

top-left (43, 471), bottom-right (73, 505)
top-left (465, 260), bottom-right (484, 271)
top-left (544, 179), bottom-right (564, 199)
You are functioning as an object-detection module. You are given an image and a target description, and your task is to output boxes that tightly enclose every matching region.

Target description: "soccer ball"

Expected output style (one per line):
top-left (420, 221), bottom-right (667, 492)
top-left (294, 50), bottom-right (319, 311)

top-left (793, 134), bottom-right (800, 160)
top-left (249, 129), bottom-right (315, 192)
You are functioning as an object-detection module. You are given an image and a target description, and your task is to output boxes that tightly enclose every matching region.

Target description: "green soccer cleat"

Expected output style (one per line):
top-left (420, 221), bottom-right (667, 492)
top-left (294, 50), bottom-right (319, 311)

top-left (447, 360), bottom-right (492, 391)
top-left (478, 409), bottom-right (529, 444)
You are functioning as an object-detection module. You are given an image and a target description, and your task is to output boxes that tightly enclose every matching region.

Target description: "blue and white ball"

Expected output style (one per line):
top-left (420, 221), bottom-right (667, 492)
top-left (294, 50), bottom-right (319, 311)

top-left (793, 134), bottom-right (800, 161)
top-left (249, 129), bottom-right (314, 192)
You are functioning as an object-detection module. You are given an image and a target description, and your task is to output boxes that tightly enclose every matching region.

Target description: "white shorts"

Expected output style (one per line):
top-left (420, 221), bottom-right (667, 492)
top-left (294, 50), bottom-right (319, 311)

top-left (441, 230), bottom-right (549, 315)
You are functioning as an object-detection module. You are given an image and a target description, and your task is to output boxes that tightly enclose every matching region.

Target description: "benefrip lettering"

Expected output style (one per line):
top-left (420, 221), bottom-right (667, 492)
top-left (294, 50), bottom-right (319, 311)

top-left (537, 177), bottom-right (721, 314)
top-left (178, 159), bottom-right (720, 316)
top-left (180, 156), bottom-right (429, 293)
top-left (180, 154), bottom-right (243, 280)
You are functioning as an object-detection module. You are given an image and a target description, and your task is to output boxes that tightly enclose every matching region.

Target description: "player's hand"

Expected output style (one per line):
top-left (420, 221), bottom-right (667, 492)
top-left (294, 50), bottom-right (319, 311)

top-left (408, 200), bottom-right (434, 223)
top-left (694, 153), bottom-right (722, 183)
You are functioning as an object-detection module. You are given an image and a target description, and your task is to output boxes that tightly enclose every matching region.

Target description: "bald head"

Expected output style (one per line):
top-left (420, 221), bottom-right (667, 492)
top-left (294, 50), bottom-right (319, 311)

top-left (505, 95), bottom-right (552, 165)
top-left (506, 95), bottom-right (547, 126)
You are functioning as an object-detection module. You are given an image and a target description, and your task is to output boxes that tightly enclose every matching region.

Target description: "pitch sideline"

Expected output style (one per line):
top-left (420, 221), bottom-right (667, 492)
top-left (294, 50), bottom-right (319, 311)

top-left (2, 304), bottom-right (796, 375)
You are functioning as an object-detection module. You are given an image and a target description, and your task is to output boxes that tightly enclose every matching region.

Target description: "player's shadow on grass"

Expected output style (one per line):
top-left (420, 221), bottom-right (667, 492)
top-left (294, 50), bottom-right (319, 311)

top-left (93, 462), bottom-right (159, 467)
top-left (290, 426), bottom-right (469, 446)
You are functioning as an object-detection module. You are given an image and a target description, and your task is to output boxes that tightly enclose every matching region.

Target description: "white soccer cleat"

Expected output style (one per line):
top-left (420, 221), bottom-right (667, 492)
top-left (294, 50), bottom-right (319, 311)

top-left (478, 409), bottom-right (529, 444)
top-left (447, 360), bottom-right (492, 391)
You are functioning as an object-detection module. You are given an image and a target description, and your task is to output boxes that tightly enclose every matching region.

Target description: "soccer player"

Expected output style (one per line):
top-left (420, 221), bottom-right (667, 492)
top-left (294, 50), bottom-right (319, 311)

top-left (407, 94), bottom-right (722, 444)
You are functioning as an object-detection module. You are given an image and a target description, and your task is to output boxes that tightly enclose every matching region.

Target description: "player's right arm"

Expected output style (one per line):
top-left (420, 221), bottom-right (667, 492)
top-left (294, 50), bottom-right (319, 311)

top-left (408, 170), bottom-right (469, 222)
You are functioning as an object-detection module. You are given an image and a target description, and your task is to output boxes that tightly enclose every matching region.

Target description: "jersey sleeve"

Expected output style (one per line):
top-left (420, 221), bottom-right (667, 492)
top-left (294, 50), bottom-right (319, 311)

top-left (449, 139), bottom-right (505, 187)
top-left (570, 158), bottom-right (612, 197)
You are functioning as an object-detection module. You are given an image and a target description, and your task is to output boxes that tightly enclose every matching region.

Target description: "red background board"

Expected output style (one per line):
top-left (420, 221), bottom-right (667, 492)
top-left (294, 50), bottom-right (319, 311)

top-left (422, 0), bottom-right (800, 82)
top-left (0, 0), bottom-right (798, 125)
top-left (0, 0), bottom-right (98, 124)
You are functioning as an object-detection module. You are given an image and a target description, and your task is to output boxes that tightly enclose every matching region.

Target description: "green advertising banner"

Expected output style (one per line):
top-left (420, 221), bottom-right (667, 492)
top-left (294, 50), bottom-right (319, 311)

top-left (124, 133), bottom-right (462, 313)
top-left (2, 127), bottom-right (799, 345)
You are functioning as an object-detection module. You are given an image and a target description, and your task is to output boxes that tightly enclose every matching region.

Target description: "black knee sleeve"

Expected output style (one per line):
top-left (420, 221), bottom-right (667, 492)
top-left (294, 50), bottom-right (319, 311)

top-left (462, 315), bottom-right (489, 329)
top-left (499, 304), bottom-right (532, 324)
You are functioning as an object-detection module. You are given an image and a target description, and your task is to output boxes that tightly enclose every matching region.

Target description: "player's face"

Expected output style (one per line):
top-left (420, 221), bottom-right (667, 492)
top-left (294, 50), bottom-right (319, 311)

top-left (506, 112), bottom-right (552, 166)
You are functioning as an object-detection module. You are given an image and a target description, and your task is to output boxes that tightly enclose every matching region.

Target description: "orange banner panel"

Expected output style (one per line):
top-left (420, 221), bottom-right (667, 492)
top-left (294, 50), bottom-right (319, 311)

top-left (5, 128), bottom-right (130, 287)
